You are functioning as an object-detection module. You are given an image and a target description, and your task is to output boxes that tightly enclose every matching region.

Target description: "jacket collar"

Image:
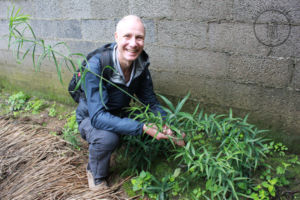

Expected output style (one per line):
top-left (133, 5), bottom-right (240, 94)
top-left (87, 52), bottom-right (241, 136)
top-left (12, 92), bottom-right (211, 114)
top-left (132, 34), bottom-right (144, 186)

top-left (109, 43), bottom-right (150, 86)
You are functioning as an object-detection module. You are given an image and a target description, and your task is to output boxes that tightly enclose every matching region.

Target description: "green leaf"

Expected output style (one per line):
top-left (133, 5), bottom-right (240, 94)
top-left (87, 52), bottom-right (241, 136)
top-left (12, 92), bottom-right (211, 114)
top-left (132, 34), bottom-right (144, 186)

top-left (173, 168), bottom-right (181, 178)
top-left (174, 92), bottom-right (190, 114)
top-left (158, 94), bottom-right (175, 112)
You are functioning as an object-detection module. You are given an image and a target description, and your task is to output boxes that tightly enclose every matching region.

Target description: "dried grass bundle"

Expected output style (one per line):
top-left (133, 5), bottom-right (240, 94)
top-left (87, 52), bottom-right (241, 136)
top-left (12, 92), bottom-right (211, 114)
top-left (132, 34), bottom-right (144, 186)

top-left (0, 119), bottom-right (129, 200)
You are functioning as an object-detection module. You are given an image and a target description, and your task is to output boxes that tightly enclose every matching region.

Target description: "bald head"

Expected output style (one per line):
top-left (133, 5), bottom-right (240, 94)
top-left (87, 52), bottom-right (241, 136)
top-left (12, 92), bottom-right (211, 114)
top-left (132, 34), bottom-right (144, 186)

top-left (116, 15), bottom-right (145, 35)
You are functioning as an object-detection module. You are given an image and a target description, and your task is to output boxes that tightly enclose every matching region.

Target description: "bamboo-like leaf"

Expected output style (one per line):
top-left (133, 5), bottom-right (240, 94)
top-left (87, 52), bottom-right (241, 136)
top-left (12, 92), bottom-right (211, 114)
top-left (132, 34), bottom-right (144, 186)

top-left (51, 51), bottom-right (63, 84)
top-left (175, 92), bottom-right (190, 114)
top-left (32, 43), bottom-right (36, 69)
top-left (21, 46), bottom-right (31, 61)
top-left (157, 94), bottom-right (175, 112)
top-left (227, 180), bottom-right (238, 200)
top-left (25, 22), bottom-right (36, 39)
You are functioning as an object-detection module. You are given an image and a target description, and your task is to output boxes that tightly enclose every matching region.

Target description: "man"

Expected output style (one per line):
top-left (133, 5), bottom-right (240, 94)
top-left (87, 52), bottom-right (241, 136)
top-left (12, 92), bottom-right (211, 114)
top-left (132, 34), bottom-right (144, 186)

top-left (76, 15), bottom-right (184, 190)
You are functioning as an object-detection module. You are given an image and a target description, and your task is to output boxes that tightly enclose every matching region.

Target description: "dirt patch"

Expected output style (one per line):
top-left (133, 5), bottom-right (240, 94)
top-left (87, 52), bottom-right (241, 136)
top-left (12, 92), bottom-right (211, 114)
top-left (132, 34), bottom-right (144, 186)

top-left (0, 117), bottom-right (130, 200)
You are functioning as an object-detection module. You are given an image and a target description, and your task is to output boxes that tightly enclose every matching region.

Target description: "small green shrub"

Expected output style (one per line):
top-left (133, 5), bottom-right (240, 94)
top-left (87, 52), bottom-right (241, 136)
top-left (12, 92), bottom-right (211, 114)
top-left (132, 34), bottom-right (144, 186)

top-left (8, 91), bottom-right (30, 111)
top-left (131, 169), bottom-right (181, 200)
top-left (25, 99), bottom-right (47, 114)
top-left (62, 111), bottom-right (80, 150)
top-left (48, 103), bottom-right (57, 117)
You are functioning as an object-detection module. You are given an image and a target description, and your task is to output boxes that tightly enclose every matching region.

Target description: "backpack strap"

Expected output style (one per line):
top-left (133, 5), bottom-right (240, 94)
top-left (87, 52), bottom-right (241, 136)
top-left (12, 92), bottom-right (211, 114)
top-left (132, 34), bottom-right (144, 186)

top-left (99, 49), bottom-right (114, 81)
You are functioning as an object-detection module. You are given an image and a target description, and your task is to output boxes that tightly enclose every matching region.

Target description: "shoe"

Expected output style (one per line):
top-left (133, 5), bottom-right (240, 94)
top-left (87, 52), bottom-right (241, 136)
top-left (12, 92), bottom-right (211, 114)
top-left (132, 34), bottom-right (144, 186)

top-left (86, 167), bottom-right (108, 190)
top-left (92, 179), bottom-right (108, 191)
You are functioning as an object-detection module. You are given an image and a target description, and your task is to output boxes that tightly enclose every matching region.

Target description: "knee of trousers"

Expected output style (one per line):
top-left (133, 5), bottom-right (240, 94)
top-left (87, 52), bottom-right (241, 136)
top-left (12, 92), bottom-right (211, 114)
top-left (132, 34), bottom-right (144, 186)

top-left (90, 131), bottom-right (120, 151)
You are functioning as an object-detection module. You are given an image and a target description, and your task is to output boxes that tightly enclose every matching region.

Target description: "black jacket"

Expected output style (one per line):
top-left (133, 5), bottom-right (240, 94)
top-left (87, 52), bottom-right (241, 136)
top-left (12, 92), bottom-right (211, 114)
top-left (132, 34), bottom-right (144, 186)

top-left (76, 43), bottom-right (165, 136)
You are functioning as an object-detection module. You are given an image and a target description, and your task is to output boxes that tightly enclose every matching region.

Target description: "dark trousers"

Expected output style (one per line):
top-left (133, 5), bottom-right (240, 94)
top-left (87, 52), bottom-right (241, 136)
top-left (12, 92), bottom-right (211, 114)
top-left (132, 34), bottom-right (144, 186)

top-left (78, 118), bottom-right (119, 180)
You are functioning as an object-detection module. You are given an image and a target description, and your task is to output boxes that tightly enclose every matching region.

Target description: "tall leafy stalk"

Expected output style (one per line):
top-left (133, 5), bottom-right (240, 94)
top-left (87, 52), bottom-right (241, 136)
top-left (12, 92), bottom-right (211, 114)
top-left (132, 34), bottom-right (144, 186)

top-left (6, 6), bottom-right (146, 109)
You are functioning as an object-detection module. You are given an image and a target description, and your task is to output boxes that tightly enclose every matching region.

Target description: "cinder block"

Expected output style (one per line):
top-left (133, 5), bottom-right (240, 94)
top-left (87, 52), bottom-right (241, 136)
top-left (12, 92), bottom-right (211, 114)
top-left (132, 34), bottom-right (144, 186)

top-left (57, 20), bottom-right (82, 39)
top-left (32, 0), bottom-right (62, 19)
top-left (174, 0), bottom-right (233, 21)
top-left (175, 48), bottom-right (229, 79)
top-left (269, 25), bottom-right (300, 58)
top-left (60, 0), bottom-right (92, 19)
top-left (228, 55), bottom-right (292, 88)
top-left (145, 45), bottom-right (177, 71)
top-left (223, 81), bottom-right (296, 114)
top-left (258, 88), bottom-right (298, 116)
top-left (208, 22), bottom-right (270, 55)
top-left (129, 0), bottom-right (174, 18)
top-left (67, 40), bottom-right (98, 56)
top-left (81, 19), bottom-right (115, 42)
top-left (0, 1), bottom-right (11, 19)
top-left (233, 0), bottom-right (300, 24)
top-left (143, 19), bottom-right (156, 44)
top-left (5, 0), bottom-right (35, 19)
top-left (0, 50), bottom-right (14, 66)
top-left (150, 70), bottom-right (207, 101)
top-left (29, 20), bottom-right (56, 38)
top-left (0, 19), bottom-right (9, 36)
top-left (157, 20), bottom-right (207, 49)
top-left (0, 38), bottom-right (9, 50)
top-left (30, 20), bottom-right (82, 39)
top-left (293, 60), bottom-right (300, 90)
top-left (151, 69), bottom-right (232, 107)
top-left (90, 0), bottom-right (129, 19)
top-left (218, 80), bottom-right (262, 111)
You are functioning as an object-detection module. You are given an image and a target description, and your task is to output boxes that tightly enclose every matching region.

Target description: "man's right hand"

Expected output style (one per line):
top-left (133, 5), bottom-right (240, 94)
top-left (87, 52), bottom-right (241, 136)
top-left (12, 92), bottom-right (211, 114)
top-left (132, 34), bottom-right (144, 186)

top-left (143, 124), bottom-right (169, 140)
top-left (143, 124), bottom-right (186, 146)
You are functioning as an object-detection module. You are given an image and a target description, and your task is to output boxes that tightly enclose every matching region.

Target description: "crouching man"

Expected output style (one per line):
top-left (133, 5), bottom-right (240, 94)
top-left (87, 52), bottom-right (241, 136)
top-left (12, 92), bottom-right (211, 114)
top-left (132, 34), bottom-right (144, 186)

top-left (76, 15), bottom-right (184, 190)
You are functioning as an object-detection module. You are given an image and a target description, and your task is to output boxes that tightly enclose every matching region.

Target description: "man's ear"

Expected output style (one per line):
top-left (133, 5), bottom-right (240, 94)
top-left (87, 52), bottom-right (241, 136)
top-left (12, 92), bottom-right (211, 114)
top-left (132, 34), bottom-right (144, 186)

top-left (114, 32), bottom-right (118, 42)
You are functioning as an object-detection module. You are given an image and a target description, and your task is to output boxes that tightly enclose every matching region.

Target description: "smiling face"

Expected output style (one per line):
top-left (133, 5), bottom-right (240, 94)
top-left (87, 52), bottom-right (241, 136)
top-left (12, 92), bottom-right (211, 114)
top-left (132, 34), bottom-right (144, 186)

top-left (115, 16), bottom-right (145, 69)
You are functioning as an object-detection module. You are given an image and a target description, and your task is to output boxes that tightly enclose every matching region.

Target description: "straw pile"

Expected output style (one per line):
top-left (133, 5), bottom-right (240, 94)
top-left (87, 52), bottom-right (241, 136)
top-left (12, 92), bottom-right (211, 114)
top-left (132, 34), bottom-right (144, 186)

top-left (0, 118), bottom-right (129, 200)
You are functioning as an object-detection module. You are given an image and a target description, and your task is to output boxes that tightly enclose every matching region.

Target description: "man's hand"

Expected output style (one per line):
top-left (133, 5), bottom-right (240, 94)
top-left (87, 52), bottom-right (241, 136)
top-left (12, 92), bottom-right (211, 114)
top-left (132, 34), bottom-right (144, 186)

top-left (143, 124), bottom-right (186, 147)
top-left (162, 125), bottom-right (186, 147)
top-left (143, 124), bottom-right (169, 140)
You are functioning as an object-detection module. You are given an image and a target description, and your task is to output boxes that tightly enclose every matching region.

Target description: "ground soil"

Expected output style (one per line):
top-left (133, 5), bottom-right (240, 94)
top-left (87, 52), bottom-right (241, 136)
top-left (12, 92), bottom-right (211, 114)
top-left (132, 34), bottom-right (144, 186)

top-left (0, 95), bottom-right (133, 199)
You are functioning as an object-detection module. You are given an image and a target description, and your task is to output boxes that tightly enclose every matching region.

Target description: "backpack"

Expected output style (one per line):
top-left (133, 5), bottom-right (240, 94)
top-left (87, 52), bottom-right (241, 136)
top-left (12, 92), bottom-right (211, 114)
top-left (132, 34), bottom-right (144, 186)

top-left (68, 45), bottom-right (113, 103)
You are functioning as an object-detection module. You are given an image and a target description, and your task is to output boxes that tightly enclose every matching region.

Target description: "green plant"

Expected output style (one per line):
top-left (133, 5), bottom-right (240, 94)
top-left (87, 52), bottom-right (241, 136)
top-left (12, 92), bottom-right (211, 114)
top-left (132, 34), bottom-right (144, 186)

top-left (8, 91), bottom-right (30, 111)
top-left (50, 131), bottom-right (57, 136)
top-left (48, 103), bottom-right (57, 117)
top-left (191, 187), bottom-right (206, 200)
top-left (127, 93), bottom-right (269, 200)
top-left (131, 168), bottom-right (181, 200)
top-left (250, 178), bottom-right (278, 200)
top-left (25, 99), bottom-right (46, 114)
top-left (265, 141), bottom-right (288, 157)
top-left (62, 111), bottom-right (80, 150)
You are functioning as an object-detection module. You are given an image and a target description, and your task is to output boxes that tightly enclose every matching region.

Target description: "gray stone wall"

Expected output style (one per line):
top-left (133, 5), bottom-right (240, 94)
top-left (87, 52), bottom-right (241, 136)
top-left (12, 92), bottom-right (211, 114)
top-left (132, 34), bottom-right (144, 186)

top-left (0, 0), bottom-right (299, 150)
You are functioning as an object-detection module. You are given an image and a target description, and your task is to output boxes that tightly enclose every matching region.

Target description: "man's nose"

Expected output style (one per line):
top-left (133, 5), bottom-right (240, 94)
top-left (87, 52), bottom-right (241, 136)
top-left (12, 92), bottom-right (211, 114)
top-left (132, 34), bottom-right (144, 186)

top-left (129, 37), bottom-right (137, 46)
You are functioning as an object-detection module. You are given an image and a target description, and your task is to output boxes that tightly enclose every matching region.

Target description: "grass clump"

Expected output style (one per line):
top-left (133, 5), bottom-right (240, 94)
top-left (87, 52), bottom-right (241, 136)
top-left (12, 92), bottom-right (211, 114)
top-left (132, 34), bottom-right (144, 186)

top-left (62, 111), bottom-right (81, 150)
top-left (8, 91), bottom-right (30, 111)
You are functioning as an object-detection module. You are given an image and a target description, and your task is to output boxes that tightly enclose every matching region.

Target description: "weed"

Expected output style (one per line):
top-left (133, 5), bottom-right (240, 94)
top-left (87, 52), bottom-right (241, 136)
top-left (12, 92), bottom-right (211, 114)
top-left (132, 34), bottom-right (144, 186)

top-left (50, 131), bottom-right (57, 136)
top-left (48, 103), bottom-right (57, 117)
top-left (131, 168), bottom-right (181, 200)
top-left (265, 141), bottom-right (288, 157)
top-left (25, 99), bottom-right (47, 114)
top-left (8, 91), bottom-right (30, 111)
top-left (62, 111), bottom-right (80, 150)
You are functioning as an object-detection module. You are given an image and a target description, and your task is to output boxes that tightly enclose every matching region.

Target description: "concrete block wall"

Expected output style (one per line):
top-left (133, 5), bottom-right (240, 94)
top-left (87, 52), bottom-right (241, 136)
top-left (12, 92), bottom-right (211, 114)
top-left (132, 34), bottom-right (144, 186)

top-left (0, 0), bottom-right (299, 150)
